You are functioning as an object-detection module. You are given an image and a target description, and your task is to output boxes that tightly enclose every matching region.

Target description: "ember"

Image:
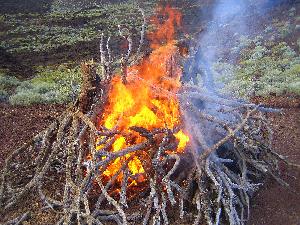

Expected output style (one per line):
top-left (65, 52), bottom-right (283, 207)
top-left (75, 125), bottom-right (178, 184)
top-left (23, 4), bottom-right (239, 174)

top-left (96, 6), bottom-right (189, 185)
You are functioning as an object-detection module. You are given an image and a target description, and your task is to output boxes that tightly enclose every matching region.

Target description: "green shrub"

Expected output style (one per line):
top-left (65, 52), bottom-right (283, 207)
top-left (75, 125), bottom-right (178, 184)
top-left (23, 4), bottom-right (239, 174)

top-left (214, 40), bottom-right (300, 99)
top-left (0, 90), bottom-right (8, 102)
top-left (0, 74), bottom-right (20, 90)
top-left (0, 72), bottom-right (20, 102)
top-left (9, 90), bottom-right (45, 105)
top-left (9, 65), bottom-right (82, 105)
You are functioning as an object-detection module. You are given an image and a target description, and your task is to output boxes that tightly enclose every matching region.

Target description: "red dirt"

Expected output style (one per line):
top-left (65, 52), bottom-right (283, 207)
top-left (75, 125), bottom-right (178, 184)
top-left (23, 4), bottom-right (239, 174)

top-left (0, 103), bottom-right (66, 169)
top-left (0, 98), bottom-right (299, 224)
top-left (248, 98), bottom-right (300, 225)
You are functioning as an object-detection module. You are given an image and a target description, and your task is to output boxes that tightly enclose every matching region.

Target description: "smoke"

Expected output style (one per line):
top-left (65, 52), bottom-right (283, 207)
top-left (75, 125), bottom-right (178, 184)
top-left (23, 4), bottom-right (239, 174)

top-left (182, 0), bottom-right (258, 150)
top-left (183, 0), bottom-right (295, 93)
top-left (183, 0), bottom-right (252, 95)
top-left (200, 0), bottom-right (247, 62)
top-left (181, 0), bottom-right (295, 152)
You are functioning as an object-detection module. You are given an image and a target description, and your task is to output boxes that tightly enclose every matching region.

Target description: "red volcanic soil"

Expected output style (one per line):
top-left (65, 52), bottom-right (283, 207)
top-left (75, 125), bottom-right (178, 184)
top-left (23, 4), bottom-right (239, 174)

top-left (0, 96), bottom-right (299, 224)
top-left (248, 96), bottom-right (300, 225)
top-left (0, 103), bottom-right (66, 169)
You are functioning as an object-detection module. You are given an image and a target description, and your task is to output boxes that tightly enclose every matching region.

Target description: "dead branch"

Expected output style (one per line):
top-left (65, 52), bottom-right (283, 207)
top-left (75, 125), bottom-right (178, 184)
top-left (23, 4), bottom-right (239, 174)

top-left (0, 11), bottom-right (286, 225)
top-left (119, 7), bottom-right (146, 84)
top-left (3, 211), bottom-right (30, 225)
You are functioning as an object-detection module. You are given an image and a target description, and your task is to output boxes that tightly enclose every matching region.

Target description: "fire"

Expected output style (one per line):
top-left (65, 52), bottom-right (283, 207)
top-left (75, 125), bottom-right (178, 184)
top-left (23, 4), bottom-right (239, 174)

top-left (97, 6), bottom-right (189, 185)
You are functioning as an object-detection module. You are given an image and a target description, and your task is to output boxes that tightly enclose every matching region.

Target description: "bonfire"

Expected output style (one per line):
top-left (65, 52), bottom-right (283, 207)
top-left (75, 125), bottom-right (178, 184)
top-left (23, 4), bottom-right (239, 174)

top-left (0, 5), bottom-right (287, 225)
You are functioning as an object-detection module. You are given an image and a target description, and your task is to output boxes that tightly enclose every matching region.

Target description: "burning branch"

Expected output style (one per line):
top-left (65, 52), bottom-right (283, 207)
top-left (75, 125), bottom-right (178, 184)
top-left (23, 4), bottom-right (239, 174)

top-left (0, 5), bottom-right (288, 225)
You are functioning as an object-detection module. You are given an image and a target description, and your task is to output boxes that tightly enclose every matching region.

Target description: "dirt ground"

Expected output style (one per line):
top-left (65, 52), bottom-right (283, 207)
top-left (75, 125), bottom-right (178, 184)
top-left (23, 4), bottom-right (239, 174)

top-left (0, 96), bottom-right (299, 224)
top-left (248, 97), bottom-right (300, 225)
top-left (0, 103), bottom-right (66, 169)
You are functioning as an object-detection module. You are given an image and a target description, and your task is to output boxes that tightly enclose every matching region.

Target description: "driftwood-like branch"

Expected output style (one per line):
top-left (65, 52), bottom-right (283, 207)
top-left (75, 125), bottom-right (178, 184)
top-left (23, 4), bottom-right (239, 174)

top-left (0, 11), bottom-right (286, 225)
top-left (0, 58), bottom-right (285, 225)
top-left (3, 211), bottom-right (30, 225)
top-left (119, 7), bottom-right (146, 84)
top-left (134, 8), bottom-right (146, 63)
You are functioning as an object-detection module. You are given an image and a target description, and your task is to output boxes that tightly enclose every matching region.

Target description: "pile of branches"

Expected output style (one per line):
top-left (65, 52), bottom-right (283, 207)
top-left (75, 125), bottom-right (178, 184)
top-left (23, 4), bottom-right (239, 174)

top-left (0, 9), bottom-right (288, 225)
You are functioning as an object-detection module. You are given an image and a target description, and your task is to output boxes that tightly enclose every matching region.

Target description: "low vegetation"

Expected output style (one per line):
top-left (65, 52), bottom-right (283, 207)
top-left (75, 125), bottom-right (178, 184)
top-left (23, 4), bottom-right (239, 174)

top-left (11, 65), bottom-right (82, 105)
top-left (0, 70), bottom-right (20, 102)
top-left (0, 0), bottom-right (157, 105)
top-left (0, 65), bottom-right (82, 105)
top-left (212, 6), bottom-right (300, 99)
top-left (214, 40), bottom-right (300, 98)
top-left (0, 1), bottom-right (155, 53)
top-left (1, 3), bottom-right (299, 105)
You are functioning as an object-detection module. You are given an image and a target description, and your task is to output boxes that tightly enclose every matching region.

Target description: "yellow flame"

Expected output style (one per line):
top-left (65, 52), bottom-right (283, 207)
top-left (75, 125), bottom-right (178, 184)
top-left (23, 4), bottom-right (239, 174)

top-left (129, 106), bottom-right (158, 128)
top-left (174, 130), bottom-right (190, 153)
top-left (96, 6), bottom-right (189, 187)
top-left (128, 156), bottom-right (145, 175)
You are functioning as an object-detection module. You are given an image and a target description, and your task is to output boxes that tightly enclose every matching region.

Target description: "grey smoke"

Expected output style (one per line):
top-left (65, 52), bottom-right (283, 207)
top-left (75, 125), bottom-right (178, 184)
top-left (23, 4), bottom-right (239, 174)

top-left (181, 0), bottom-right (290, 152)
top-left (182, 0), bottom-right (255, 150)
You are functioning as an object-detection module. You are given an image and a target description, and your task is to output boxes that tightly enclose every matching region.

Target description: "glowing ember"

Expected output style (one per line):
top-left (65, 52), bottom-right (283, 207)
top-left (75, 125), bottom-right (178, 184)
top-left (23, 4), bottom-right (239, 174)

top-left (97, 6), bottom-right (189, 185)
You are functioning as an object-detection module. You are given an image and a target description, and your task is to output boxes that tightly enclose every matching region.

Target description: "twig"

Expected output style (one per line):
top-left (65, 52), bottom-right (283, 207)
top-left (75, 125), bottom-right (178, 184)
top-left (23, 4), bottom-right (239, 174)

top-left (3, 211), bottom-right (30, 225)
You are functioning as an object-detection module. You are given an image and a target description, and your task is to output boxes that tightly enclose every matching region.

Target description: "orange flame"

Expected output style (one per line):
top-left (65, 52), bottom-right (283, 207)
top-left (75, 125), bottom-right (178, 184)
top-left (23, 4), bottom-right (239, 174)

top-left (97, 6), bottom-right (189, 185)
